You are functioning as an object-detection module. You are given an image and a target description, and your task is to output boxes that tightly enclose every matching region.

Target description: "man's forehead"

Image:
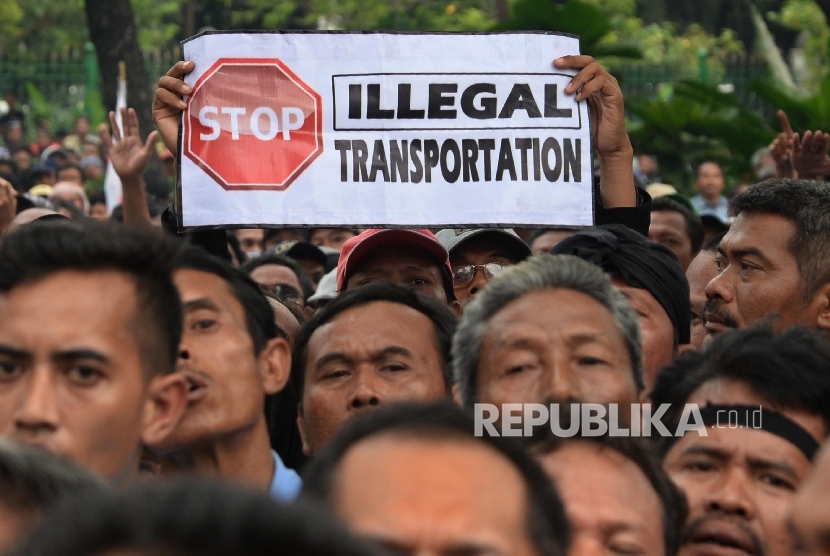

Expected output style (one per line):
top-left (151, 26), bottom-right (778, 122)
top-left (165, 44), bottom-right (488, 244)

top-left (350, 245), bottom-right (443, 274)
top-left (174, 269), bottom-right (246, 316)
top-left (720, 212), bottom-right (796, 256)
top-left (310, 301), bottom-right (435, 350)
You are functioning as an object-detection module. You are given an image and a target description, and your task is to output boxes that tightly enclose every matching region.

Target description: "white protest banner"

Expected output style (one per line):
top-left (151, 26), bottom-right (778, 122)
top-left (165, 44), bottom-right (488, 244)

top-left (178, 31), bottom-right (593, 230)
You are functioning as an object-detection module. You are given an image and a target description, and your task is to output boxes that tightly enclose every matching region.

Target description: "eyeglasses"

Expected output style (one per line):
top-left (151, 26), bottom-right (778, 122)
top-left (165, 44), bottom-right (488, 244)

top-left (272, 283), bottom-right (304, 305)
top-left (451, 263), bottom-right (508, 286)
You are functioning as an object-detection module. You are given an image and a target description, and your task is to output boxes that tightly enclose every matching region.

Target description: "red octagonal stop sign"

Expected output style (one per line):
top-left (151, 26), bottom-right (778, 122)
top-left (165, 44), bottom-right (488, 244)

top-left (184, 58), bottom-right (323, 191)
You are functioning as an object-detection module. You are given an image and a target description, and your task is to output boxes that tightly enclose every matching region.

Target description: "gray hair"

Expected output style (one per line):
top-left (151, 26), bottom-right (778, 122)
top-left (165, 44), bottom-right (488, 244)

top-left (452, 254), bottom-right (644, 405)
top-left (0, 439), bottom-right (107, 510)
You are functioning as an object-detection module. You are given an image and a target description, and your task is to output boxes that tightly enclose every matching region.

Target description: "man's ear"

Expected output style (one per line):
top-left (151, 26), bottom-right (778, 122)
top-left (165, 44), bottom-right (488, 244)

top-left (449, 299), bottom-right (462, 317)
top-left (258, 337), bottom-right (291, 396)
top-left (297, 404), bottom-right (312, 456)
top-left (141, 372), bottom-right (189, 447)
top-left (812, 282), bottom-right (830, 331)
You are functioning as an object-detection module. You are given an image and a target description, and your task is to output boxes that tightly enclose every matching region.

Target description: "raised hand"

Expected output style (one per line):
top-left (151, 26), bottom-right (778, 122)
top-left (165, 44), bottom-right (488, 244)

top-left (0, 177), bottom-right (17, 236)
top-left (553, 55), bottom-right (635, 208)
top-left (100, 107), bottom-right (159, 184)
top-left (771, 110), bottom-right (796, 179)
top-left (792, 129), bottom-right (830, 181)
top-left (152, 61), bottom-right (195, 155)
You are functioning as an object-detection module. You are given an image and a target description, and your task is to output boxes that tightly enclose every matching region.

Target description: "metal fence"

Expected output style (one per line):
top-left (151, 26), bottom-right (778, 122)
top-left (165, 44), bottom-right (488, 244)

top-left (0, 46), bottom-right (774, 124)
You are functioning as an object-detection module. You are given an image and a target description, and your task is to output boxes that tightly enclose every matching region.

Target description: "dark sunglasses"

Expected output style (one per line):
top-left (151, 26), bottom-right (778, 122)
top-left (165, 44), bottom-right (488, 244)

top-left (451, 263), bottom-right (508, 287)
top-left (272, 283), bottom-right (303, 305)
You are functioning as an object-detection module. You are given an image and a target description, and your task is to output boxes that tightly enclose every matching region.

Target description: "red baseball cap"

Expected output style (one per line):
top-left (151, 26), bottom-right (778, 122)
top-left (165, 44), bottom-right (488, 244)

top-left (336, 229), bottom-right (452, 292)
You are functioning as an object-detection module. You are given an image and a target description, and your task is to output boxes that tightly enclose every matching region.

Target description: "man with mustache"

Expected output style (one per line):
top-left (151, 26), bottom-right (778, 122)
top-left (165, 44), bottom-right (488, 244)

top-left (650, 326), bottom-right (830, 556)
top-left (704, 180), bottom-right (830, 342)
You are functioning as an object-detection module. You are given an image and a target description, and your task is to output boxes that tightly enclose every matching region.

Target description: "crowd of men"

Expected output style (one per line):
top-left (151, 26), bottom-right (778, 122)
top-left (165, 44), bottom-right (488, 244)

top-left (0, 51), bottom-right (829, 556)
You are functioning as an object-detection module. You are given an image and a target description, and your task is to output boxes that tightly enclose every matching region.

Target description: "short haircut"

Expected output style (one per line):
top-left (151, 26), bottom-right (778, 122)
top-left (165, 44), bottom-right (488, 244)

top-left (88, 192), bottom-right (106, 206)
top-left (651, 197), bottom-right (705, 254)
top-left (175, 246), bottom-right (277, 355)
top-left (533, 431), bottom-right (687, 556)
top-left (651, 325), bottom-right (830, 445)
top-left (730, 179), bottom-right (830, 299)
top-left (56, 163), bottom-right (83, 180)
top-left (291, 281), bottom-right (457, 398)
top-left (241, 253), bottom-right (315, 301)
top-left (453, 254), bottom-right (644, 404)
top-left (10, 478), bottom-right (375, 556)
top-left (696, 161), bottom-right (722, 177)
top-left (0, 219), bottom-right (183, 376)
top-left (0, 439), bottom-right (106, 513)
top-left (301, 402), bottom-right (569, 556)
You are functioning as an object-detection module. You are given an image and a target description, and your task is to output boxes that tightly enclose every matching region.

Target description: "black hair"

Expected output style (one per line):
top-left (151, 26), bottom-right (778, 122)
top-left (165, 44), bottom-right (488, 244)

top-left (88, 191), bottom-right (106, 206)
top-left (175, 246), bottom-right (277, 355)
top-left (533, 429), bottom-right (688, 556)
top-left (0, 219), bottom-right (183, 376)
top-left (264, 227), bottom-right (310, 244)
top-left (56, 163), bottom-right (83, 181)
top-left (301, 402), bottom-right (569, 556)
top-left (109, 204), bottom-right (124, 222)
top-left (731, 179), bottom-right (830, 299)
top-left (651, 325), bottom-right (830, 447)
top-left (0, 158), bottom-right (18, 177)
top-left (10, 478), bottom-right (377, 556)
top-left (651, 196), bottom-right (705, 254)
top-left (291, 281), bottom-right (457, 399)
top-left (241, 253), bottom-right (315, 302)
top-left (143, 168), bottom-right (171, 201)
top-left (701, 231), bottom-right (726, 252)
top-left (0, 439), bottom-right (107, 512)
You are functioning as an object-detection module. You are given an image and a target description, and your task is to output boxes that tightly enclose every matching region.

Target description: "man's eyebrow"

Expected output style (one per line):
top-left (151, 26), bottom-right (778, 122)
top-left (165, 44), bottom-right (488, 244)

top-left (678, 444), bottom-right (730, 461)
top-left (747, 456), bottom-right (799, 482)
top-left (52, 349), bottom-right (110, 365)
top-left (371, 346), bottom-right (414, 361)
top-left (182, 297), bottom-right (220, 313)
top-left (312, 352), bottom-right (352, 370)
top-left (719, 244), bottom-right (773, 266)
top-left (0, 344), bottom-right (30, 359)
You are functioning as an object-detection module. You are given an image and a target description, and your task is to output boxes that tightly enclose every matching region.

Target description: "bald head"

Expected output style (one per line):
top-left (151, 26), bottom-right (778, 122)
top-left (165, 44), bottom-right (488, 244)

top-left (7, 209), bottom-right (66, 233)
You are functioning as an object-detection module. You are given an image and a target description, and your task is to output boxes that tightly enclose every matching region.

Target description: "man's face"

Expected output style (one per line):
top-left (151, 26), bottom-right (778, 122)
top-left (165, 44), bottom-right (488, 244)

top-left (650, 210), bottom-right (695, 271)
top-left (612, 278), bottom-right (676, 390)
top-left (57, 167), bottom-right (84, 185)
top-left (299, 301), bottom-right (447, 455)
top-left (0, 271), bottom-right (151, 482)
top-left (704, 213), bottom-right (812, 343)
top-left (249, 264), bottom-right (304, 306)
top-left (450, 235), bottom-right (518, 308)
top-left (0, 503), bottom-right (36, 554)
top-left (331, 434), bottom-right (540, 556)
top-left (697, 163), bottom-right (725, 199)
top-left (75, 118), bottom-right (90, 136)
top-left (296, 258), bottom-right (325, 289)
top-left (687, 251), bottom-right (718, 350)
top-left (346, 245), bottom-right (448, 304)
top-left (476, 288), bottom-right (638, 408)
top-left (531, 230), bottom-right (575, 255)
top-left (90, 203), bottom-right (109, 222)
top-left (84, 164), bottom-right (104, 181)
top-left (311, 228), bottom-right (356, 252)
top-left (539, 442), bottom-right (666, 556)
top-left (235, 229), bottom-right (264, 256)
top-left (664, 378), bottom-right (825, 556)
top-left (791, 444), bottom-right (830, 556)
top-left (159, 269), bottom-right (271, 450)
top-left (12, 150), bottom-right (30, 171)
top-left (81, 143), bottom-right (100, 158)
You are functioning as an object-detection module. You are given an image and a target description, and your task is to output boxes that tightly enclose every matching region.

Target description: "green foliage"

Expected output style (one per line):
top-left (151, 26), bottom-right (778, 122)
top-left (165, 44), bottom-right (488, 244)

top-left (308, 0), bottom-right (496, 31)
top-left (627, 81), bottom-right (775, 192)
top-left (751, 75), bottom-right (830, 131)
top-left (23, 81), bottom-right (105, 136)
top-left (493, 0), bottom-right (642, 58)
top-left (767, 0), bottom-right (830, 92)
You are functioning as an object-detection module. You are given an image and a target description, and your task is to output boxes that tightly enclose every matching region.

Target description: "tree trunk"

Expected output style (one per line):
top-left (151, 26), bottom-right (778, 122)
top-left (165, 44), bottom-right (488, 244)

top-left (84, 0), bottom-right (154, 142)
